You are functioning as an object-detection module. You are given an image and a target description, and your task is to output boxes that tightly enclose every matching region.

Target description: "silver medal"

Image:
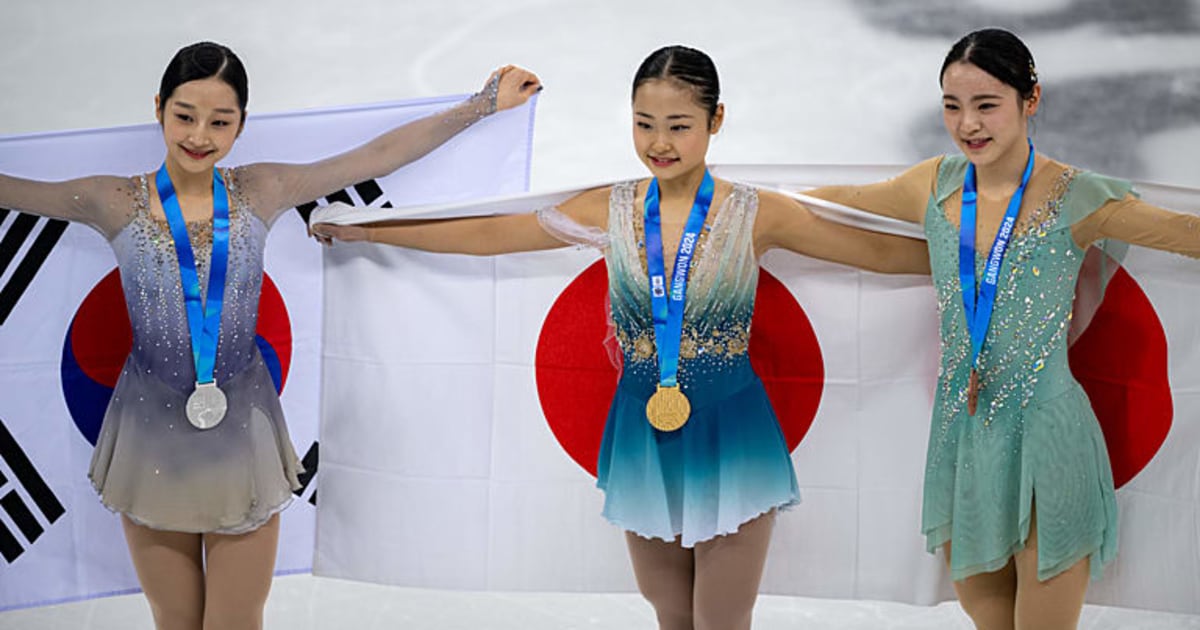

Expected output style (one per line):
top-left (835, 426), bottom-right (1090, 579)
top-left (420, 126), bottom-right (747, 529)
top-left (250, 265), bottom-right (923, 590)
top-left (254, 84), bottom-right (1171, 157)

top-left (186, 381), bottom-right (227, 430)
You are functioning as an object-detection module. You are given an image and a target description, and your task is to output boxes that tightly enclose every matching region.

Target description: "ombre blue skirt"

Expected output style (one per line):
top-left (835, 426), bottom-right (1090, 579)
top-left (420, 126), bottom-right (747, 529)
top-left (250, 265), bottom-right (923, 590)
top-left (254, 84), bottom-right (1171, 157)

top-left (596, 357), bottom-right (800, 547)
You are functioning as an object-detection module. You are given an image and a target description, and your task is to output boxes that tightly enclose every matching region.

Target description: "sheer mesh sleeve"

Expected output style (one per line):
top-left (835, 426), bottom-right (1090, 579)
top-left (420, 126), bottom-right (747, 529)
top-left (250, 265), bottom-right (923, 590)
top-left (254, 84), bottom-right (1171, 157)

top-left (1067, 173), bottom-right (1200, 344)
top-left (803, 157), bottom-right (942, 223)
top-left (535, 205), bottom-right (609, 250)
top-left (1067, 170), bottom-right (1200, 258)
top-left (0, 173), bottom-right (137, 239)
top-left (1083, 195), bottom-right (1200, 259)
top-left (235, 91), bottom-right (497, 227)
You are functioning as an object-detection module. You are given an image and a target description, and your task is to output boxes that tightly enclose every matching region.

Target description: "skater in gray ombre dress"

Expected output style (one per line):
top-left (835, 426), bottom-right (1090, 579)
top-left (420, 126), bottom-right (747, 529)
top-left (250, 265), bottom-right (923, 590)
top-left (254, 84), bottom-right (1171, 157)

top-left (0, 41), bottom-right (540, 630)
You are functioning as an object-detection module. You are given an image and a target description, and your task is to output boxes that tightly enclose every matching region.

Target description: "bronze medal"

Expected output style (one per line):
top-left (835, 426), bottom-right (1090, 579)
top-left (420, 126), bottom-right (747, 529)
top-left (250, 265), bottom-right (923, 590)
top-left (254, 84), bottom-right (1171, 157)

top-left (646, 385), bottom-right (690, 432)
top-left (966, 369), bottom-right (980, 417)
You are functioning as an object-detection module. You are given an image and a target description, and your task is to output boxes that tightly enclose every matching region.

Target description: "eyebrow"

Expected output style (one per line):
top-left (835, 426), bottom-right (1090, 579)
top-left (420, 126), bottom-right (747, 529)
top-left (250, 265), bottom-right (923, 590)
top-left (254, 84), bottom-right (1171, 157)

top-left (942, 94), bottom-right (1004, 102)
top-left (172, 101), bottom-right (239, 115)
top-left (634, 111), bottom-right (696, 120)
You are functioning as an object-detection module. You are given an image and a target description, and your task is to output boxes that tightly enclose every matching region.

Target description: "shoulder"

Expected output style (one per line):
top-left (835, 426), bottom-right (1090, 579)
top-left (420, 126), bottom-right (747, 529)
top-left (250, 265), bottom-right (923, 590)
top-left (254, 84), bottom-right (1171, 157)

top-left (87, 173), bottom-right (140, 191)
top-left (752, 186), bottom-right (786, 209)
top-left (910, 155), bottom-right (947, 180)
top-left (83, 174), bottom-right (144, 206)
top-left (566, 184), bottom-right (619, 206)
top-left (557, 183), bottom-right (619, 228)
top-left (715, 177), bottom-right (755, 201)
top-left (928, 153), bottom-right (961, 181)
top-left (1038, 156), bottom-right (1137, 201)
top-left (752, 187), bottom-right (812, 230)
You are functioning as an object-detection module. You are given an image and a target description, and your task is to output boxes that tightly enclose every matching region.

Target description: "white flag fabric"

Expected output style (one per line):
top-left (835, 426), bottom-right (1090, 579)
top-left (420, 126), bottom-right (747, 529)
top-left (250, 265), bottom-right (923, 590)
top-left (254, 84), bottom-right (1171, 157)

top-left (0, 94), bottom-right (536, 611)
top-left (314, 165), bottom-right (1200, 614)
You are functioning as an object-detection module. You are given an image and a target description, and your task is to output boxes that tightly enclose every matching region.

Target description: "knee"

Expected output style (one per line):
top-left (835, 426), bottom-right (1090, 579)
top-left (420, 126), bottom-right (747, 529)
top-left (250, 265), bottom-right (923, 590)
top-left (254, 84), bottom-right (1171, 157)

top-left (638, 583), bottom-right (693, 627)
top-left (202, 607), bottom-right (266, 630)
top-left (694, 605), bottom-right (753, 630)
top-left (955, 586), bottom-right (1016, 630)
top-left (146, 599), bottom-right (204, 630)
top-left (693, 592), bottom-right (756, 630)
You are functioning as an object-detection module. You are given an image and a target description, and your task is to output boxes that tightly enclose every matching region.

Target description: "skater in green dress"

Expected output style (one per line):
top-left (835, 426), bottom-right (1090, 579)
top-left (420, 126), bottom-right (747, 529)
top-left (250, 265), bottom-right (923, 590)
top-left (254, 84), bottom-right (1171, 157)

top-left (807, 27), bottom-right (1200, 630)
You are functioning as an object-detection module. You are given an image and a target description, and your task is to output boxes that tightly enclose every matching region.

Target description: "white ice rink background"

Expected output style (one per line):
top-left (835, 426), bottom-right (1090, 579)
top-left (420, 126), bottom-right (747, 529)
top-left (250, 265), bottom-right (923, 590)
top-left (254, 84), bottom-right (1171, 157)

top-left (1, 1), bottom-right (1199, 628)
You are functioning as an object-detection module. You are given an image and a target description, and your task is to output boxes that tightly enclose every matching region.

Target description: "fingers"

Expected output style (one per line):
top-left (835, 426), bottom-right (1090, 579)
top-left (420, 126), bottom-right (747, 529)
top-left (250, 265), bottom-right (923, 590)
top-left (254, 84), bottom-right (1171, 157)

top-left (506, 65), bottom-right (541, 92)
top-left (492, 65), bottom-right (543, 110)
top-left (310, 223), bottom-right (338, 246)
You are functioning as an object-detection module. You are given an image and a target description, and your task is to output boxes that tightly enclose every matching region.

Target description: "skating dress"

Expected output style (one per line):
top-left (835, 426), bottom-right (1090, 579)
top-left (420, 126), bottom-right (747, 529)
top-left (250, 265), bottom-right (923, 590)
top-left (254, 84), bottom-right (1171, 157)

top-left (540, 181), bottom-right (800, 547)
top-left (816, 154), bottom-right (1200, 581)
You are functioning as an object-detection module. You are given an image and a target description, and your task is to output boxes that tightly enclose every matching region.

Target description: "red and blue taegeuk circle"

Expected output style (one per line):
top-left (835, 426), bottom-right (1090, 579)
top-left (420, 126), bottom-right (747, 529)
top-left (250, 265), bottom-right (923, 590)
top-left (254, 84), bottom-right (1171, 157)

top-left (60, 269), bottom-right (292, 444)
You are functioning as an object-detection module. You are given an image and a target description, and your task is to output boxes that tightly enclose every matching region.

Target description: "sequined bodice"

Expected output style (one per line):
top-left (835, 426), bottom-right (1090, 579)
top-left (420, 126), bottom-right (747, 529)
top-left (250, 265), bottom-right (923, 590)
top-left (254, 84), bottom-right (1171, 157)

top-left (926, 158), bottom-right (1085, 426)
top-left (110, 170), bottom-right (267, 393)
top-left (604, 181), bottom-right (760, 396)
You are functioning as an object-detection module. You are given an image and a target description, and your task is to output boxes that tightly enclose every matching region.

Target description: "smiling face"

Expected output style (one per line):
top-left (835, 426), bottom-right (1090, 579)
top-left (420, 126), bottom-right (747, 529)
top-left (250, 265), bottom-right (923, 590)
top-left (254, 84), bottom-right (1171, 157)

top-left (155, 76), bottom-right (244, 177)
top-left (941, 60), bottom-right (1040, 172)
top-left (632, 78), bottom-right (723, 183)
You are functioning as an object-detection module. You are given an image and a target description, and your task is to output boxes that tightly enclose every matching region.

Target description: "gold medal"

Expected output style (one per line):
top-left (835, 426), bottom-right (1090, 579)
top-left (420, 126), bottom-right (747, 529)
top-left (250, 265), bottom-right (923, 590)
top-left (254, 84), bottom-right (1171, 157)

top-left (966, 369), bottom-right (980, 417)
top-left (646, 384), bottom-right (691, 432)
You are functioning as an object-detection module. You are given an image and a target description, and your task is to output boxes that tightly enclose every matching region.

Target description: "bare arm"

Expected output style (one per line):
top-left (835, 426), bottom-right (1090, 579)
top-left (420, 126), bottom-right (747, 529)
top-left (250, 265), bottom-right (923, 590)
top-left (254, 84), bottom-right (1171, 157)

top-left (803, 157), bottom-right (941, 224)
top-left (245, 66), bottom-right (543, 223)
top-left (755, 189), bottom-right (930, 275)
top-left (1075, 195), bottom-right (1200, 258)
top-left (311, 185), bottom-right (611, 256)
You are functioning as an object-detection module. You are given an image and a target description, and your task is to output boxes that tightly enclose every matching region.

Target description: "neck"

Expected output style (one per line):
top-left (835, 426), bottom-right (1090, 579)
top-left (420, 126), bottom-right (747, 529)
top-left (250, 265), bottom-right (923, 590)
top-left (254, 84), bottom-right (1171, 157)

top-left (655, 164), bottom-right (708, 201)
top-left (973, 141), bottom-right (1032, 196)
top-left (164, 160), bottom-right (213, 197)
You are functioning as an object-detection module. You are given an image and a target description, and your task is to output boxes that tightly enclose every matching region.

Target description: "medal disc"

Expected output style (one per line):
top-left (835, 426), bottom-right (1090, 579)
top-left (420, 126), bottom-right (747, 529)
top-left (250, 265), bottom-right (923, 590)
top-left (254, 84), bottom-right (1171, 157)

top-left (186, 381), bottom-right (227, 430)
top-left (967, 369), bottom-right (980, 417)
top-left (646, 385), bottom-right (690, 432)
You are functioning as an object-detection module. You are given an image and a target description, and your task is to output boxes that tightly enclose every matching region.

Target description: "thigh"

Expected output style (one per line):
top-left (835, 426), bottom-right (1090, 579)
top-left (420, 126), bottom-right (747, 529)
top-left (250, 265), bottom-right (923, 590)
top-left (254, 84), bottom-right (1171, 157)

top-left (625, 531), bottom-right (695, 628)
top-left (121, 516), bottom-right (205, 630)
top-left (201, 514), bottom-right (281, 630)
top-left (1013, 513), bottom-right (1089, 630)
top-left (691, 511), bottom-right (775, 630)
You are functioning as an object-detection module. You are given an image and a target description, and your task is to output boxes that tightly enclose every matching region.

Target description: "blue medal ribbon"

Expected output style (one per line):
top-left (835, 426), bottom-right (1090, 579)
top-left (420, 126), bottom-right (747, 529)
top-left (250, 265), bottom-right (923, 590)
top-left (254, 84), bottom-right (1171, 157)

top-left (959, 141), bottom-right (1035, 373)
top-left (645, 170), bottom-right (715, 389)
top-left (155, 164), bottom-right (230, 387)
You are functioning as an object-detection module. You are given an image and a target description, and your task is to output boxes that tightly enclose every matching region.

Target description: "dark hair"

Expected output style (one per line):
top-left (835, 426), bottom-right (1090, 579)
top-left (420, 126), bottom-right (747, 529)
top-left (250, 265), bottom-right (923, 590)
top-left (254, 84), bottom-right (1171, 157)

top-left (940, 28), bottom-right (1038, 100)
top-left (158, 42), bottom-right (249, 123)
top-left (632, 45), bottom-right (721, 124)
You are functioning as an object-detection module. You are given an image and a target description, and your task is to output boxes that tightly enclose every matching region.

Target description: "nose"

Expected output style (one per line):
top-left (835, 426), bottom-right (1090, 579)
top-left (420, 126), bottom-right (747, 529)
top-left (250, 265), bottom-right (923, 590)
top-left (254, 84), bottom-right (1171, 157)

top-left (651, 131), bottom-right (671, 152)
top-left (187, 127), bottom-right (210, 146)
top-left (959, 109), bottom-right (982, 133)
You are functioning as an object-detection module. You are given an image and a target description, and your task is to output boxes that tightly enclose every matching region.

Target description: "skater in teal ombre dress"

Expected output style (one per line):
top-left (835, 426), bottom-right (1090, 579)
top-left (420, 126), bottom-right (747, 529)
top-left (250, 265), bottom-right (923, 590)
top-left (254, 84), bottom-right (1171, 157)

top-left (583, 180), bottom-right (801, 548)
top-left (314, 45), bottom-right (929, 630)
top-left (810, 28), bottom-right (1200, 630)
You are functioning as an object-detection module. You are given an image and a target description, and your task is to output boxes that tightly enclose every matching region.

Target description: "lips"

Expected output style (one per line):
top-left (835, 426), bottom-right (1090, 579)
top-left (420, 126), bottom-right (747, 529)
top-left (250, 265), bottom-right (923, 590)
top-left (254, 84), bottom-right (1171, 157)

top-left (181, 146), bottom-right (215, 160)
top-left (963, 138), bottom-right (991, 151)
top-left (649, 156), bottom-right (679, 167)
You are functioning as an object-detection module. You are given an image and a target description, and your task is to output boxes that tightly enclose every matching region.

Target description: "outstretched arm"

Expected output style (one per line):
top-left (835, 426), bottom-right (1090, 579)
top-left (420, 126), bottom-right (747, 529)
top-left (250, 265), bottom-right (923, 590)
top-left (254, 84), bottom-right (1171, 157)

top-left (803, 157), bottom-right (940, 224)
top-left (311, 185), bottom-right (610, 256)
top-left (755, 189), bottom-right (930, 274)
top-left (0, 174), bottom-right (134, 237)
top-left (245, 66), bottom-right (543, 224)
top-left (1075, 195), bottom-right (1200, 258)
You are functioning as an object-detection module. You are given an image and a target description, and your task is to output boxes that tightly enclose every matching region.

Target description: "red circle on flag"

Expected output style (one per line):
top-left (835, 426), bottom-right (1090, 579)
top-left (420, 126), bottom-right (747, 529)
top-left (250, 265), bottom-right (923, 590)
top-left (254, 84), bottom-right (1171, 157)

top-left (1069, 265), bottom-right (1172, 488)
top-left (535, 261), bottom-right (824, 476)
